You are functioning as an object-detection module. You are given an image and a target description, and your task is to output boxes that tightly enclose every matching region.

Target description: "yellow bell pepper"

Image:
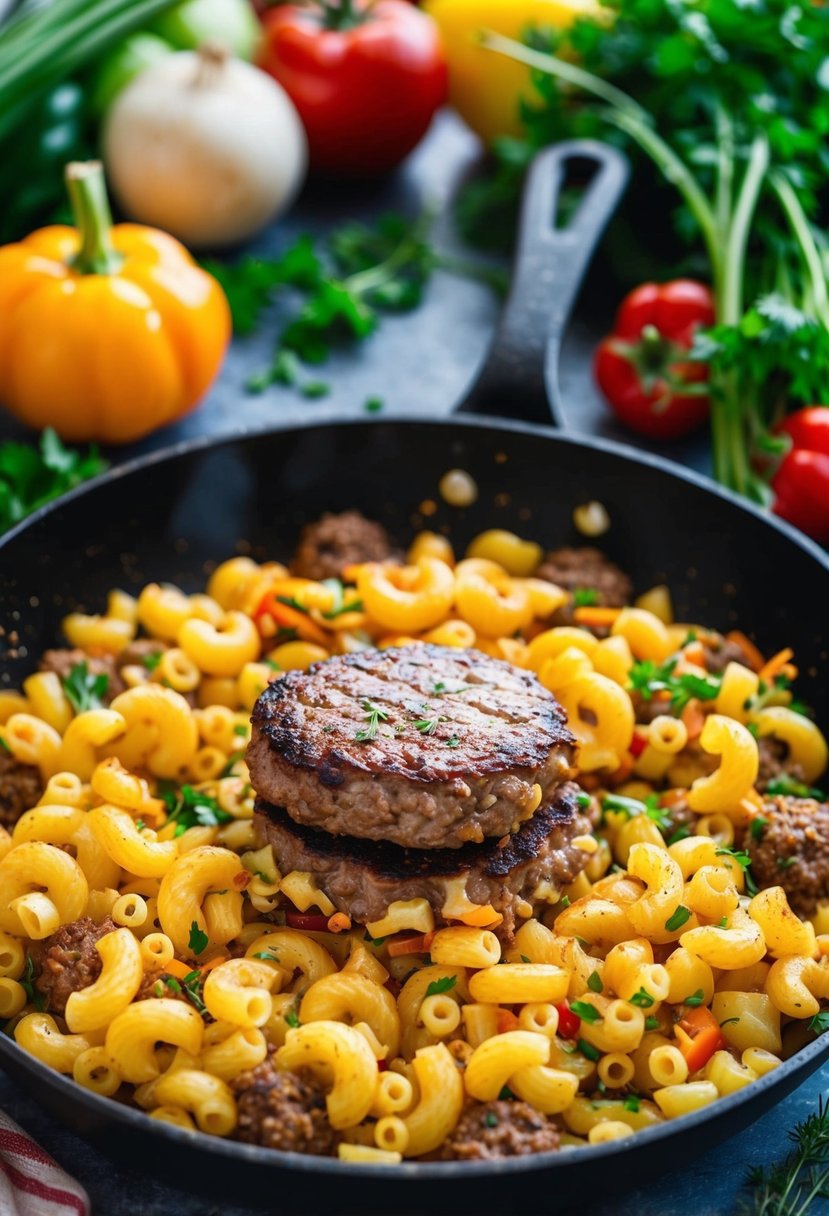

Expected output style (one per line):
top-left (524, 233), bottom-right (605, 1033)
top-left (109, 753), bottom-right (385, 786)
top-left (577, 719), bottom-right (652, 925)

top-left (424, 0), bottom-right (601, 145)
top-left (0, 161), bottom-right (230, 445)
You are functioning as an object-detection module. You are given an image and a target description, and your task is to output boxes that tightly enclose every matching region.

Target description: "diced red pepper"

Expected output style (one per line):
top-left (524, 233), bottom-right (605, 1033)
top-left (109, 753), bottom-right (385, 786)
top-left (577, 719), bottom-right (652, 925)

top-left (556, 1002), bottom-right (581, 1039)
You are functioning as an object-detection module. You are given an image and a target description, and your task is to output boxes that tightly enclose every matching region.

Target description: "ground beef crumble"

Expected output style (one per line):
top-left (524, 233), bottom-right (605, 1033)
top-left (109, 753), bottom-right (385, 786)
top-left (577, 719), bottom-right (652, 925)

top-left (536, 547), bottom-right (632, 607)
top-left (756, 736), bottom-right (806, 792)
top-left (439, 1100), bottom-right (561, 1161)
top-left (31, 917), bottom-right (116, 1015)
top-left (39, 649), bottom-right (125, 702)
top-left (744, 795), bottom-right (829, 916)
top-left (290, 510), bottom-right (397, 582)
top-left (231, 1059), bottom-right (339, 1155)
top-left (0, 748), bottom-right (43, 830)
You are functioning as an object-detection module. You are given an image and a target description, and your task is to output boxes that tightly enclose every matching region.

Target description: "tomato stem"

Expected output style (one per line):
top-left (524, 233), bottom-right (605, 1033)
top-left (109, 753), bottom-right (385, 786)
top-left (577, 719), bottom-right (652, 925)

top-left (315, 0), bottom-right (372, 31)
top-left (65, 160), bottom-right (124, 277)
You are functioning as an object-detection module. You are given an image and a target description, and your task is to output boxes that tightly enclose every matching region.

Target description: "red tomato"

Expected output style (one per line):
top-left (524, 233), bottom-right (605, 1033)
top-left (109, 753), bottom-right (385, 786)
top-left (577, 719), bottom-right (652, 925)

top-left (594, 280), bottom-right (715, 440)
top-left (777, 406), bottom-right (829, 459)
top-left (555, 1002), bottom-right (581, 1039)
top-left (771, 447), bottom-right (829, 543)
top-left (258, 0), bottom-right (447, 174)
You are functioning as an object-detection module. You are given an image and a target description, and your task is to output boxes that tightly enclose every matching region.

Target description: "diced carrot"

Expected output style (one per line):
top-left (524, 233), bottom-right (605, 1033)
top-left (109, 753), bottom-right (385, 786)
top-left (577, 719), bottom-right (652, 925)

top-left (726, 630), bottom-right (765, 672)
top-left (573, 606), bottom-right (623, 628)
top-left (496, 1009), bottom-right (520, 1034)
top-left (683, 641), bottom-right (706, 667)
top-left (386, 931), bottom-right (436, 958)
top-left (758, 648), bottom-right (795, 685)
top-left (675, 1006), bottom-right (726, 1072)
top-left (681, 698), bottom-right (705, 740)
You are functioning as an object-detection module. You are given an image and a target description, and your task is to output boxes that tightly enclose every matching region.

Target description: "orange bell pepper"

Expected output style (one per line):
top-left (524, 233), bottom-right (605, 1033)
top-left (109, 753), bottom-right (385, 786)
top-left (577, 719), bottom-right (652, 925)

top-left (0, 161), bottom-right (230, 444)
top-left (675, 1006), bottom-right (726, 1073)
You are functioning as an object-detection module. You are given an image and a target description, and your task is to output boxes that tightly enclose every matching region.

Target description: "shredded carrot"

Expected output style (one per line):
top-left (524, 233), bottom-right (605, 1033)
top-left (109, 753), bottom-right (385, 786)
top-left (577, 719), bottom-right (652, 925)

top-left (726, 630), bottom-right (764, 672)
top-left (270, 601), bottom-right (330, 647)
top-left (681, 698), bottom-right (706, 740)
top-left (675, 1006), bottom-right (726, 1072)
top-left (496, 1009), bottom-right (521, 1034)
top-left (573, 606), bottom-right (623, 628)
top-left (327, 912), bottom-right (352, 934)
top-left (387, 931), bottom-right (436, 958)
top-left (758, 648), bottom-right (794, 685)
top-left (164, 959), bottom-right (195, 981)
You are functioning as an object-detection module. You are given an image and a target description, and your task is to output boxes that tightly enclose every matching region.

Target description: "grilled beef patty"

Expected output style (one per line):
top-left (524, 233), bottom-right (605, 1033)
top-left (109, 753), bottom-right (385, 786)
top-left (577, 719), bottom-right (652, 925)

top-left (248, 645), bottom-right (576, 850)
top-left (255, 783), bottom-right (590, 940)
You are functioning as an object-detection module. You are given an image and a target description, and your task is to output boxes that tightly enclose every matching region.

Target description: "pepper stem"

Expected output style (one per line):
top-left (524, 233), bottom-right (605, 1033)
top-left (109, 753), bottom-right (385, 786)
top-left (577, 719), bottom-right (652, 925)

top-left (65, 161), bottom-right (124, 276)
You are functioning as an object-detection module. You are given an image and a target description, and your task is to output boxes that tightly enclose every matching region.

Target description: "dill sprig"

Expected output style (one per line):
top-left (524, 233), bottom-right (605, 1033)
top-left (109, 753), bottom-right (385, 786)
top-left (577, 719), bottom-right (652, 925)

top-left (740, 1096), bottom-right (829, 1216)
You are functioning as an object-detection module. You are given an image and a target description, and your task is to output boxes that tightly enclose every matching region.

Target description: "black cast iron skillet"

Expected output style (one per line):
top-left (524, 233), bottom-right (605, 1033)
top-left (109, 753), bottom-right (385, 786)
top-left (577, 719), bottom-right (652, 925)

top-left (1, 142), bottom-right (828, 1215)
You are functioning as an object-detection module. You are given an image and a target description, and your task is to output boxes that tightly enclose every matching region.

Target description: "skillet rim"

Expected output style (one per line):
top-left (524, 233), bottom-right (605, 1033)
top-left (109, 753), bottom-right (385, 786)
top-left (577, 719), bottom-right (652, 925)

top-left (1, 414), bottom-right (828, 576)
top-left (1, 412), bottom-right (828, 1178)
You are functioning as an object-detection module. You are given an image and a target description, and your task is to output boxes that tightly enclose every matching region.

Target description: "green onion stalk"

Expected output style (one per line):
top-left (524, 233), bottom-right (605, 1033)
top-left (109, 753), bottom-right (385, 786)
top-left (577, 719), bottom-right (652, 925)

top-left (480, 33), bottom-right (829, 503)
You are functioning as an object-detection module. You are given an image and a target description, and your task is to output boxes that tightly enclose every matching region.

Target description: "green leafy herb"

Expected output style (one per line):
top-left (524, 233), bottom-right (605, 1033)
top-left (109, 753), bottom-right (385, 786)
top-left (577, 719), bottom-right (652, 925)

top-left (323, 598), bottom-right (363, 620)
top-left (141, 651), bottom-right (163, 673)
top-left (627, 658), bottom-right (720, 713)
top-left (364, 397), bottom-right (385, 413)
top-left (300, 380), bottom-right (330, 400)
top-left (809, 1012), bottom-right (829, 1035)
top-left (684, 990), bottom-right (705, 1007)
top-left (20, 955), bottom-right (45, 1013)
top-left (163, 976), bottom-right (182, 994)
top-left (355, 699), bottom-right (389, 742)
top-left (766, 776), bottom-right (825, 801)
top-left (666, 825), bottom-right (692, 846)
top-left (188, 921), bottom-right (209, 957)
top-left (161, 785), bottom-right (233, 837)
top-left (578, 1039), bottom-right (601, 1062)
top-left (0, 429), bottom-right (107, 536)
top-left (484, 1112), bottom-right (499, 1128)
top-left (0, 737), bottom-right (9, 753)
top-left (284, 1006), bottom-right (301, 1030)
top-left (570, 1000), bottom-right (602, 1024)
top-left (498, 1085), bottom-right (515, 1100)
top-left (576, 791), bottom-right (592, 810)
top-left (414, 715), bottom-right (447, 736)
top-left (623, 1094), bottom-right (641, 1113)
top-left (645, 1016), bottom-right (660, 1032)
top-left (716, 847), bottom-right (753, 869)
top-left (601, 792), bottom-right (672, 833)
top-left (750, 817), bottom-right (767, 842)
top-left (61, 661), bottom-right (109, 714)
top-left (445, 736), bottom-right (460, 749)
top-left (587, 971), bottom-right (604, 994)
top-left (573, 587), bottom-right (599, 607)
top-left (718, 916), bottom-right (729, 928)
top-left (135, 819), bottom-right (145, 833)
top-left (425, 976), bottom-right (457, 998)
top-left (665, 906), bottom-right (692, 932)
top-left (252, 951), bottom-right (280, 963)
top-left (777, 856), bottom-right (798, 870)
top-left (740, 1095), bottom-right (829, 1216)
top-left (233, 724), bottom-right (248, 737)
top-left (630, 988), bottom-right (655, 1009)
top-left (560, 895), bottom-right (571, 908)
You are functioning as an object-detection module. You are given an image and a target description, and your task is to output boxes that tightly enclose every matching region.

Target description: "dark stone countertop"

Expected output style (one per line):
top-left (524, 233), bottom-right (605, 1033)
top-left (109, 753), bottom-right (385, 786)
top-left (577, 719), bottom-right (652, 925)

top-left (0, 109), bottom-right (825, 1216)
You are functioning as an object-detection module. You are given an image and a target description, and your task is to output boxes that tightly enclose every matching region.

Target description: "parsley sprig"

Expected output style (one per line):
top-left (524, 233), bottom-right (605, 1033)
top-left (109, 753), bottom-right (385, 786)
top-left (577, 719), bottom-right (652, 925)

top-left (61, 661), bottom-right (109, 714)
top-left (160, 785), bottom-right (233, 837)
top-left (0, 429), bottom-right (106, 536)
top-left (602, 792), bottom-right (672, 833)
top-left (628, 657), bottom-right (720, 713)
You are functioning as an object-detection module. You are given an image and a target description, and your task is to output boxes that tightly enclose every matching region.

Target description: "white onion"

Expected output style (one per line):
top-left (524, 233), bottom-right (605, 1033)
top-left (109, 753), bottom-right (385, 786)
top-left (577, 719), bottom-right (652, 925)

top-left (103, 46), bottom-right (307, 248)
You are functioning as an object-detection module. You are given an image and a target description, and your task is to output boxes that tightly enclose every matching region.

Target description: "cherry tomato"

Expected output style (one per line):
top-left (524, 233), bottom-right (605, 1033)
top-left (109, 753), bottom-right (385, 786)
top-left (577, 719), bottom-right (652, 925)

top-left (594, 280), bottom-right (715, 440)
top-left (258, 0), bottom-right (447, 174)
top-left (556, 1002), bottom-right (581, 1039)
top-left (771, 447), bottom-right (829, 543)
top-left (777, 406), bottom-right (829, 459)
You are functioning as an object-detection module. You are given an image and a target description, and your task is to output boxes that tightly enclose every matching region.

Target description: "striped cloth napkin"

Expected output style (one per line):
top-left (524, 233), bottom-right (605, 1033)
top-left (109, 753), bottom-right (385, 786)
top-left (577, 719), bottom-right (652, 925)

top-left (0, 1111), bottom-right (89, 1216)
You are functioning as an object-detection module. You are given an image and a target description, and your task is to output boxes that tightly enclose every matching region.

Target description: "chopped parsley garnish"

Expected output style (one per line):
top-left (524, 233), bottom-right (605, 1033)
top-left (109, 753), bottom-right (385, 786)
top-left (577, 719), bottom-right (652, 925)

top-left (681, 630), bottom-right (698, 646)
top-left (718, 916), bottom-right (729, 928)
top-left (664, 906), bottom-right (691, 932)
top-left (578, 1039), bottom-right (601, 1062)
top-left (166, 970), bottom-right (208, 1017)
top-left (135, 819), bottom-right (146, 833)
top-left (0, 737), bottom-right (9, 752)
top-left (573, 587), bottom-right (599, 607)
top-left (766, 775), bottom-right (825, 800)
top-left (629, 988), bottom-right (655, 1009)
top-left (320, 580), bottom-right (363, 619)
top-left (285, 1007), bottom-right (301, 1029)
top-left (777, 855), bottom-right (798, 870)
top-left (576, 791), bottom-right (592, 810)
top-left (570, 1000), bottom-right (602, 1024)
top-left (498, 1085), bottom-right (515, 1101)
top-left (809, 1011), bottom-right (829, 1035)
top-left (252, 951), bottom-right (280, 963)
top-left (363, 932), bottom-right (387, 947)
top-left (445, 736), bottom-right (460, 749)
top-left (276, 594), bottom-right (308, 614)
top-left (684, 990), bottom-right (705, 1007)
top-left (364, 397), bottom-right (384, 414)
top-left (628, 657), bottom-right (720, 712)
top-left (623, 1094), bottom-right (641, 1113)
top-left (601, 792), bottom-right (671, 833)
top-left (666, 825), bottom-right (692, 846)
top-left (425, 976), bottom-right (457, 998)
top-left (587, 971), bottom-right (604, 994)
top-left (355, 699), bottom-right (389, 741)
top-left (61, 661), bottom-right (109, 714)
top-left (141, 650), bottom-right (163, 672)
top-left (715, 846), bottom-right (759, 892)
top-left (560, 895), bottom-right (571, 908)
top-left (188, 921), bottom-right (209, 956)
top-left (484, 1112), bottom-right (499, 1127)
top-left (20, 955), bottom-right (44, 1012)
top-left (520, 955), bottom-right (532, 964)
top-left (644, 1016), bottom-right (660, 1031)
top-left (161, 784), bottom-right (233, 836)
top-left (233, 724), bottom-right (248, 737)
top-left (750, 817), bottom-right (767, 842)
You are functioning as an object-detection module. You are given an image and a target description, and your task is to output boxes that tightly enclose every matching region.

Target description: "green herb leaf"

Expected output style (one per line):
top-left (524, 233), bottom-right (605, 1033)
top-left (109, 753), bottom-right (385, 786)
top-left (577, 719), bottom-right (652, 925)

top-left (665, 906), bottom-right (691, 932)
top-left (364, 397), bottom-right (385, 413)
top-left (252, 951), bottom-right (280, 963)
top-left (573, 587), bottom-right (599, 607)
top-left (576, 791), bottom-right (592, 810)
top-left (570, 1000), bottom-right (602, 1024)
top-left (623, 1094), bottom-right (641, 1113)
top-left (355, 699), bottom-right (390, 741)
top-left (188, 921), bottom-right (209, 956)
top-left (484, 1111), bottom-right (499, 1127)
top-left (141, 650), bottom-right (163, 672)
top-left (587, 970), bottom-right (604, 994)
top-left (425, 976), bottom-right (457, 998)
top-left (578, 1038), bottom-right (601, 1062)
top-left (684, 990), bottom-right (705, 1007)
top-left (809, 1012), bottom-right (829, 1035)
top-left (0, 430), bottom-right (106, 537)
top-left (498, 1085), bottom-right (515, 1100)
top-left (629, 988), bottom-right (655, 1008)
top-left (750, 817), bottom-right (767, 842)
top-left (161, 784), bottom-right (233, 836)
top-left (20, 955), bottom-right (45, 1012)
top-left (560, 895), bottom-right (571, 908)
top-left (766, 775), bottom-right (825, 800)
top-left (61, 661), bottom-right (109, 714)
top-left (777, 855), bottom-right (798, 870)
top-left (644, 1016), bottom-right (660, 1031)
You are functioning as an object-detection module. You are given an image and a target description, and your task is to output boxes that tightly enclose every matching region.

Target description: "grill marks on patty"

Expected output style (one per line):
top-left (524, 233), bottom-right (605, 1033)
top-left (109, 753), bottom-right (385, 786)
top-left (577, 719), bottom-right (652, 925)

top-left (248, 646), bottom-right (576, 850)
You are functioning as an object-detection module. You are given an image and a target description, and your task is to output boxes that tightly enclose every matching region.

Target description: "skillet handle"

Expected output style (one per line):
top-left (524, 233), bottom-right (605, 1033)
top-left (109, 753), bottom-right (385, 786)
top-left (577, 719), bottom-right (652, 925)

top-left (456, 140), bottom-right (629, 427)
